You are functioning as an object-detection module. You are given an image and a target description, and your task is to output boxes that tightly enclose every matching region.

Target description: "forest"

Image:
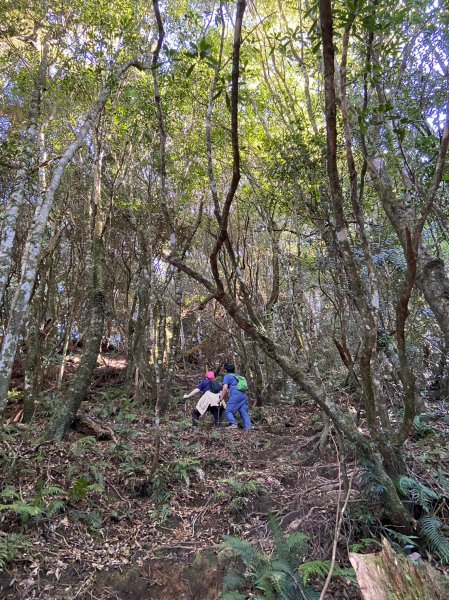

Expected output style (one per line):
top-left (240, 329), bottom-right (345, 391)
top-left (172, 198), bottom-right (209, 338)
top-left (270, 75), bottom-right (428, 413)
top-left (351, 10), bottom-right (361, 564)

top-left (1, 0), bottom-right (449, 598)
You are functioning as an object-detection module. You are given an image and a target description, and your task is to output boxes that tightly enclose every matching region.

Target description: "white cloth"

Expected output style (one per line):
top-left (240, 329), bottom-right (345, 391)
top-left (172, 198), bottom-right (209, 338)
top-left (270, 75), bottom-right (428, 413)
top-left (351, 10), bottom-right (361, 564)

top-left (195, 391), bottom-right (221, 416)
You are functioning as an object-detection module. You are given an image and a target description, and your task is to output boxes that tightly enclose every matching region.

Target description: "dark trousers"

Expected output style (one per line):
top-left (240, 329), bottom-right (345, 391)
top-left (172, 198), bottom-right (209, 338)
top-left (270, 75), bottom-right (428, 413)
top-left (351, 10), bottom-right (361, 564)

top-left (192, 405), bottom-right (223, 427)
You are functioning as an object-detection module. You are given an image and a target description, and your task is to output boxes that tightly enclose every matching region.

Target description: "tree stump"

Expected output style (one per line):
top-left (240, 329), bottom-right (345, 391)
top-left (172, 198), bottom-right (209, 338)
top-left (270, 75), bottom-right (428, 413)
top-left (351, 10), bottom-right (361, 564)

top-left (349, 538), bottom-right (449, 600)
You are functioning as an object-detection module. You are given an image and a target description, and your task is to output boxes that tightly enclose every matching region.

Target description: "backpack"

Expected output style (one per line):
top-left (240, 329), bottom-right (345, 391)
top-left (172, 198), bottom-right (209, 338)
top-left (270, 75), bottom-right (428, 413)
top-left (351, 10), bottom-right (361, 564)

top-left (234, 374), bottom-right (248, 392)
top-left (209, 379), bottom-right (221, 394)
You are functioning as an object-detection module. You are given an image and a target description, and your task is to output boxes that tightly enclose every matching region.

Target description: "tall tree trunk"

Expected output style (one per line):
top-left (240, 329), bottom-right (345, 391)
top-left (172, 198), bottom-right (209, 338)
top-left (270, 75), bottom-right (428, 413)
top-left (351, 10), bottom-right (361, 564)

top-left (22, 272), bottom-right (47, 423)
top-left (369, 160), bottom-right (449, 345)
top-left (0, 58), bottom-right (144, 424)
top-left (0, 48), bottom-right (47, 306)
top-left (127, 261), bottom-right (152, 402)
top-left (160, 271), bottom-right (182, 413)
top-left (47, 137), bottom-right (106, 440)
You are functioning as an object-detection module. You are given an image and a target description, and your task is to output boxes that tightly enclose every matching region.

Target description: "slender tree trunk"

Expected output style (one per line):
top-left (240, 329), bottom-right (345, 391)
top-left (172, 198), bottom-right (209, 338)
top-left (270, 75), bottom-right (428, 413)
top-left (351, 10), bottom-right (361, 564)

top-left (22, 273), bottom-right (47, 423)
top-left (127, 261), bottom-right (152, 401)
top-left (165, 0), bottom-right (411, 527)
top-left (0, 59), bottom-right (144, 424)
top-left (0, 49), bottom-right (47, 306)
top-left (47, 137), bottom-right (106, 440)
top-left (160, 271), bottom-right (182, 412)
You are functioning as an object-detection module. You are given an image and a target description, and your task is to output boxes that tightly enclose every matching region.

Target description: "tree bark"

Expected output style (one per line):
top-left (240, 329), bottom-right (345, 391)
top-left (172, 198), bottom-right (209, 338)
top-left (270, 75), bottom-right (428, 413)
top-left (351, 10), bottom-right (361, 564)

top-left (47, 136), bottom-right (106, 440)
top-left (0, 48), bottom-right (47, 306)
top-left (350, 538), bottom-right (449, 600)
top-left (0, 58), bottom-right (146, 425)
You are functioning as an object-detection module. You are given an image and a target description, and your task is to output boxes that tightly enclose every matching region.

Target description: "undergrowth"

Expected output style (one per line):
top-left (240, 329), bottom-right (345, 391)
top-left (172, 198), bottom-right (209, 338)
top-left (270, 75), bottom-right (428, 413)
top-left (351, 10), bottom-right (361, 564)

top-left (221, 515), bottom-right (354, 600)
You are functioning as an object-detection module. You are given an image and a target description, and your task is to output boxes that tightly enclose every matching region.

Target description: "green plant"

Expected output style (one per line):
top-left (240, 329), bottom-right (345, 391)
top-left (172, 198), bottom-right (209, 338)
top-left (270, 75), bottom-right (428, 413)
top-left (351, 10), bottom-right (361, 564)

top-left (0, 483), bottom-right (67, 525)
top-left (119, 460), bottom-right (148, 477)
top-left (6, 388), bottom-right (21, 401)
top-left (412, 416), bottom-right (434, 439)
top-left (419, 516), bottom-right (449, 563)
top-left (298, 560), bottom-right (355, 586)
top-left (221, 516), bottom-right (321, 599)
top-left (349, 538), bottom-right (381, 553)
top-left (396, 476), bottom-right (439, 512)
top-left (67, 463), bottom-right (105, 487)
top-left (149, 503), bottom-right (171, 524)
top-left (396, 476), bottom-right (449, 563)
top-left (219, 477), bottom-right (267, 514)
top-left (70, 509), bottom-right (103, 530)
top-left (116, 398), bottom-right (138, 423)
top-left (0, 501), bottom-right (42, 523)
top-left (0, 534), bottom-right (31, 570)
top-left (71, 436), bottom-right (97, 457)
top-left (176, 418), bottom-right (193, 432)
top-left (171, 458), bottom-right (205, 486)
top-left (68, 477), bottom-right (104, 501)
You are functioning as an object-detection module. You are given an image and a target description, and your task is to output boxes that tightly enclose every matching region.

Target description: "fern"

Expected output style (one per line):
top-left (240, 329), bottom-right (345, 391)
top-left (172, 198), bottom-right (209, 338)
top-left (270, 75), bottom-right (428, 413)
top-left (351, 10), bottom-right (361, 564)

top-left (150, 503), bottom-right (171, 524)
top-left (268, 515), bottom-right (308, 566)
top-left (419, 515), bottom-right (449, 563)
top-left (172, 458), bottom-right (205, 486)
top-left (221, 518), bottom-right (322, 599)
top-left (0, 502), bottom-right (42, 520)
top-left (412, 416), bottom-right (433, 439)
top-left (69, 477), bottom-right (103, 501)
top-left (382, 527), bottom-right (419, 548)
top-left (298, 560), bottom-right (331, 585)
top-left (223, 571), bottom-right (246, 591)
top-left (220, 592), bottom-right (247, 600)
top-left (222, 535), bottom-right (265, 571)
top-left (45, 500), bottom-right (66, 518)
top-left (39, 485), bottom-right (66, 498)
top-left (71, 436), bottom-right (97, 457)
top-left (220, 478), bottom-right (267, 514)
top-left (298, 560), bottom-right (356, 585)
top-left (229, 497), bottom-right (248, 513)
top-left (0, 534), bottom-right (31, 570)
top-left (0, 486), bottom-right (19, 499)
top-left (221, 478), bottom-right (267, 496)
top-left (69, 509), bottom-right (103, 530)
top-left (396, 476), bottom-right (438, 512)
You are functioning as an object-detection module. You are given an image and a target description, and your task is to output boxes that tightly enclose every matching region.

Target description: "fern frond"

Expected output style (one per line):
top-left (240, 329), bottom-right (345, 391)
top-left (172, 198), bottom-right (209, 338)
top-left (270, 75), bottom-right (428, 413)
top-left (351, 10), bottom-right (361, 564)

top-left (270, 558), bottom-right (294, 575)
top-left (41, 485), bottom-right (66, 498)
top-left (45, 500), bottom-right (66, 517)
top-left (0, 486), bottom-right (19, 499)
top-left (420, 515), bottom-right (449, 563)
top-left (396, 476), bottom-right (438, 512)
top-left (286, 532), bottom-right (309, 557)
top-left (84, 510), bottom-right (102, 529)
top-left (302, 587), bottom-right (321, 600)
top-left (0, 534), bottom-right (31, 570)
top-left (0, 502), bottom-right (42, 518)
top-left (222, 571), bottom-right (246, 591)
top-left (222, 535), bottom-right (265, 569)
top-left (298, 560), bottom-right (332, 585)
top-left (220, 592), bottom-right (247, 600)
top-left (253, 565), bottom-right (278, 599)
top-left (383, 526), bottom-right (419, 548)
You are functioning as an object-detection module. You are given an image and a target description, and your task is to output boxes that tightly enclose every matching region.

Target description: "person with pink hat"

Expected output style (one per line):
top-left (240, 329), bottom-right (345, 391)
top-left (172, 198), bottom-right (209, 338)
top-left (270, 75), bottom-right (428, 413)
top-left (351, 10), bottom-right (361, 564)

top-left (183, 371), bottom-right (223, 428)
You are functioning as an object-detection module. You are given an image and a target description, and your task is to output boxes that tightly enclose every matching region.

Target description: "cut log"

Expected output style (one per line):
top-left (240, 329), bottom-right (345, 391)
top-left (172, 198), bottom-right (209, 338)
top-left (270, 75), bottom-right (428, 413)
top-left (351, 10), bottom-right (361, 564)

top-left (349, 537), bottom-right (449, 600)
top-left (73, 413), bottom-right (118, 442)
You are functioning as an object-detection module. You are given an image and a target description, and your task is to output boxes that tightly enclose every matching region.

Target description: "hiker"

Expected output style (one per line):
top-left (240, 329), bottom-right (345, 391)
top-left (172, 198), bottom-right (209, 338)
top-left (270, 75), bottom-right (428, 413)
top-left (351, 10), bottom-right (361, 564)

top-left (222, 363), bottom-right (252, 430)
top-left (183, 371), bottom-right (223, 428)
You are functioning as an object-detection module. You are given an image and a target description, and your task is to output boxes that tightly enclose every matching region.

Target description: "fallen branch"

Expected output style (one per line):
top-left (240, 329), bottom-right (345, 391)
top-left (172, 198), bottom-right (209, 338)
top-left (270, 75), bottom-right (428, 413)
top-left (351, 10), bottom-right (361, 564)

top-left (73, 413), bottom-right (118, 442)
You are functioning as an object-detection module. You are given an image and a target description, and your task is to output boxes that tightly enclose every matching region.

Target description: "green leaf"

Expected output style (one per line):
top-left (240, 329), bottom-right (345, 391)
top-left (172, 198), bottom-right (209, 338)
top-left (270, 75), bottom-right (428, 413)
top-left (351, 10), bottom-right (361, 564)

top-left (185, 63), bottom-right (196, 78)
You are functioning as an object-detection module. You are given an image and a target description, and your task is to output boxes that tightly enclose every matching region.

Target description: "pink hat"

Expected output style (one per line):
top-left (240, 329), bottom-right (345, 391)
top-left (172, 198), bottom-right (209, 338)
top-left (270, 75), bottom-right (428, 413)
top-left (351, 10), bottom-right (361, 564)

top-left (205, 371), bottom-right (215, 380)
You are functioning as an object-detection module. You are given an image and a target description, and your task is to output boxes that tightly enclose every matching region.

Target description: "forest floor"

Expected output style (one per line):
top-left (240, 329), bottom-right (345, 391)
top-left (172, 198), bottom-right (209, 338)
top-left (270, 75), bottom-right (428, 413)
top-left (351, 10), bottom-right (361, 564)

top-left (1, 357), bottom-right (449, 599)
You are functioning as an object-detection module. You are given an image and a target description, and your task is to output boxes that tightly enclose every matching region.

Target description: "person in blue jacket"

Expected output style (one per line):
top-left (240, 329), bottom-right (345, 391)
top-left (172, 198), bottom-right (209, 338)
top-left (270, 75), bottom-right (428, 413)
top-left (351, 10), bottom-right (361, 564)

top-left (221, 363), bottom-right (252, 430)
